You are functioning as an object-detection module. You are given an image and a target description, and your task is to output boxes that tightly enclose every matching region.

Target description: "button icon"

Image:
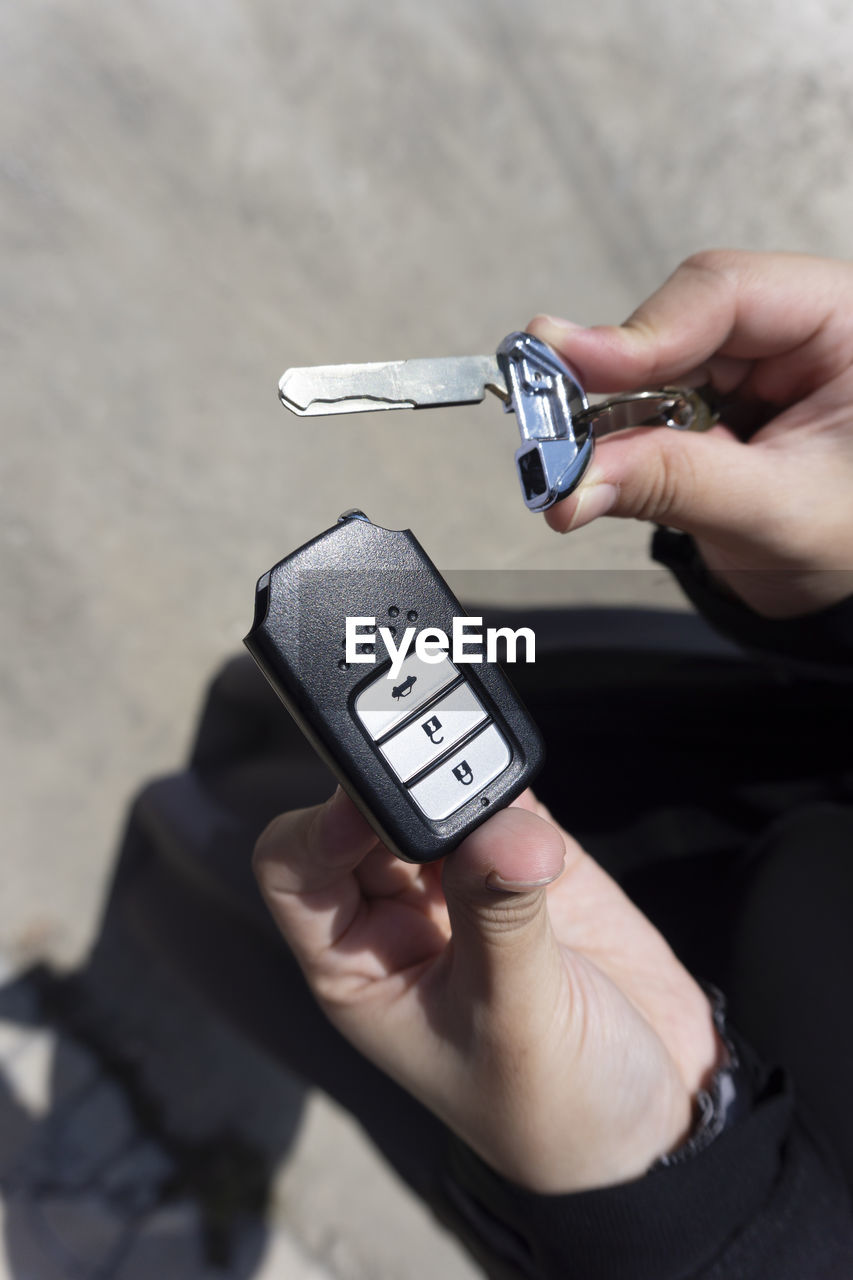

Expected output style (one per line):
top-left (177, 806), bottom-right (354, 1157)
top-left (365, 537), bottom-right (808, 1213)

top-left (452, 760), bottom-right (474, 786)
top-left (377, 683), bottom-right (487, 782)
top-left (355, 654), bottom-right (457, 740)
top-left (409, 725), bottom-right (511, 820)
top-left (421, 715), bottom-right (444, 745)
top-left (392, 674), bottom-right (417, 700)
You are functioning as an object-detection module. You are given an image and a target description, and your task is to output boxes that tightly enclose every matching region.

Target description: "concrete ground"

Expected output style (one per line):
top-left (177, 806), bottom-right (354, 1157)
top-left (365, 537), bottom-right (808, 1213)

top-left (2, 1), bottom-right (852, 1275)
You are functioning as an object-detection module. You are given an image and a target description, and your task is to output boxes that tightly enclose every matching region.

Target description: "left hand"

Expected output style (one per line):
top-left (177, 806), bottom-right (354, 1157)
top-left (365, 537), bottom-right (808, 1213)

top-left (527, 251), bottom-right (853, 619)
top-left (254, 788), bottom-right (720, 1193)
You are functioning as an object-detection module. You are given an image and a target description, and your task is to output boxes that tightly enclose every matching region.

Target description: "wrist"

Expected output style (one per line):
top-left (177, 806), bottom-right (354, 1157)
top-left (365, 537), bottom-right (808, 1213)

top-left (554, 978), bottom-right (723, 1188)
top-left (469, 1008), bottom-right (718, 1193)
top-left (697, 541), bottom-right (853, 619)
top-left (653, 985), bottom-right (754, 1169)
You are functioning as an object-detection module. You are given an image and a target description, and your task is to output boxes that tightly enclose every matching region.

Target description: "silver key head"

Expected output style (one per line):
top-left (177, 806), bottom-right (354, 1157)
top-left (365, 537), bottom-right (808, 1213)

top-left (496, 331), bottom-right (593, 512)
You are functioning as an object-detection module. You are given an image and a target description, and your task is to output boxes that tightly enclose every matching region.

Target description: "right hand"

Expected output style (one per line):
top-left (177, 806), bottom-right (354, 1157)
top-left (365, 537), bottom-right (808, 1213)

top-left (253, 788), bottom-right (720, 1195)
top-left (528, 250), bottom-right (853, 618)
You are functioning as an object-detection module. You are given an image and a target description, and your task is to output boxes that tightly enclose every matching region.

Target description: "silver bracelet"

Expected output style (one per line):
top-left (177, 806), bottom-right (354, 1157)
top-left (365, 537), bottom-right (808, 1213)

top-left (653, 985), bottom-right (753, 1168)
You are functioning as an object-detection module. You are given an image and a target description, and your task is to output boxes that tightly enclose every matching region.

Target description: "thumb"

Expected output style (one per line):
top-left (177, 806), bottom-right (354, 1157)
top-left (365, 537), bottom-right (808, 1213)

top-left (526, 292), bottom-right (788, 546)
top-left (543, 425), bottom-right (774, 547)
top-left (441, 807), bottom-right (566, 997)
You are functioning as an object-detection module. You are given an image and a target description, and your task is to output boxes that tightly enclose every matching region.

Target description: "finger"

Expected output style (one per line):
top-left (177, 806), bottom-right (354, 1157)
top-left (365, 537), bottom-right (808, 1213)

top-left (253, 788), bottom-right (379, 964)
top-left (355, 843), bottom-right (427, 898)
top-left (511, 788), bottom-right (560, 829)
top-left (441, 808), bottom-right (566, 1004)
top-left (542, 426), bottom-right (777, 546)
top-left (529, 250), bottom-right (853, 403)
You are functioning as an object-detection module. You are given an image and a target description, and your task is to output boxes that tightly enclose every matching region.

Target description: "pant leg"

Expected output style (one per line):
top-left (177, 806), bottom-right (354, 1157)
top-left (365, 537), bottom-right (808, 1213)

top-left (728, 804), bottom-right (853, 1187)
top-left (99, 616), bottom-right (853, 1236)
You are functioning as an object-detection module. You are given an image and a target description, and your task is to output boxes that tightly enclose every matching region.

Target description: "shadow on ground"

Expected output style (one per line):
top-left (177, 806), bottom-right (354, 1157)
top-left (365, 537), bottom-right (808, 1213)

top-left (0, 942), bottom-right (306, 1278)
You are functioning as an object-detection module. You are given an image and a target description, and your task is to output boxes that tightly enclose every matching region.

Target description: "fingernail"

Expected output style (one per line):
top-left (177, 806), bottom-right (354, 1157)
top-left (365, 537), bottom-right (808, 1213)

top-left (565, 483), bottom-right (619, 532)
top-left (323, 786), bottom-right (347, 818)
top-left (536, 315), bottom-right (583, 332)
top-left (486, 869), bottom-right (562, 893)
top-left (321, 785), bottom-right (374, 846)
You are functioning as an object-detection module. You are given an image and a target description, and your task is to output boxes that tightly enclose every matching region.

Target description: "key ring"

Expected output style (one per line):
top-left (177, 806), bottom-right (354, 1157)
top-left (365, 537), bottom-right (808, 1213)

top-left (581, 388), bottom-right (717, 437)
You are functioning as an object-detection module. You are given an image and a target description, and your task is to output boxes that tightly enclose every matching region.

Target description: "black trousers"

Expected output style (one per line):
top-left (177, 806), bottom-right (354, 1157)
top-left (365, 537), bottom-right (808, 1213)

top-left (96, 608), bottom-right (853, 1257)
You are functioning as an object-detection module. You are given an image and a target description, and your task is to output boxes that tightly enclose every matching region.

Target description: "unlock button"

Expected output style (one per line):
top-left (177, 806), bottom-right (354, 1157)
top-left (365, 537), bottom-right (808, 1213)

top-left (409, 724), bottom-right (512, 820)
top-left (379, 682), bottom-right (487, 782)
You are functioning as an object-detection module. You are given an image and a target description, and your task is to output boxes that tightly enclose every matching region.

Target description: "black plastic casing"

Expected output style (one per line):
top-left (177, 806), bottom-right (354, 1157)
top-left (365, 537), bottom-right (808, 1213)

top-left (244, 516), bottom-right (545, 862)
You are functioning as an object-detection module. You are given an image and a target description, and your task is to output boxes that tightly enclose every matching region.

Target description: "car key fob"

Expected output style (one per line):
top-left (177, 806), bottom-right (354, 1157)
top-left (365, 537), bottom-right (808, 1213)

top-left (244, 510), bottom-right (545, 863)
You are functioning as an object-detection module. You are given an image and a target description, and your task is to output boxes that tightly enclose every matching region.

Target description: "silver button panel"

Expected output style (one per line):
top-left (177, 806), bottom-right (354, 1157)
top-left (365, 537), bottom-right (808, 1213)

top-left (355, 656), bottom-right (514, 822)
top-left (379, 683), bottom-right (488, 782)
top-left (408, 724), bottom-right (512, 820)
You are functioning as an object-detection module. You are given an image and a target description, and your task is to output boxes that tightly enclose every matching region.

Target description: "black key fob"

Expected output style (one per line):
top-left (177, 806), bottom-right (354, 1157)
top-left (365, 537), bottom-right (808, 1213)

top-left (244, 511), bottom-right (545, 863)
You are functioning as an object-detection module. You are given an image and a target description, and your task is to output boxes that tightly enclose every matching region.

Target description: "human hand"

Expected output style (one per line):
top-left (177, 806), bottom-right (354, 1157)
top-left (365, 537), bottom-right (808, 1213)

top-left (529, 250), bottom-right (853, 618)
top-left (254, 788), bottom-right (719, 1193)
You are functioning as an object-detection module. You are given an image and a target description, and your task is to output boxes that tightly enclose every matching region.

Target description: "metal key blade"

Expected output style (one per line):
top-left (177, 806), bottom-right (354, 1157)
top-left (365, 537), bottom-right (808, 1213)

top-left (279, 354), bottom-right (507, 416)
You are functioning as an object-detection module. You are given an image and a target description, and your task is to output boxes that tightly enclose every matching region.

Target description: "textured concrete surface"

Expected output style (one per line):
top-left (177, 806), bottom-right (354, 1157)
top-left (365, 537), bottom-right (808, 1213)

top-left (3, 1), bottom-right (853, 1275)
top-left (0, 952), bottom-right (478, 1279)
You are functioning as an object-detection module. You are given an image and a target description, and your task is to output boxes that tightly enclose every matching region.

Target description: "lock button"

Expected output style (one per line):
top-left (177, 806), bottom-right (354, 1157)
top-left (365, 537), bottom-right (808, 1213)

top-left (408, 724), bottom-right (512, 820)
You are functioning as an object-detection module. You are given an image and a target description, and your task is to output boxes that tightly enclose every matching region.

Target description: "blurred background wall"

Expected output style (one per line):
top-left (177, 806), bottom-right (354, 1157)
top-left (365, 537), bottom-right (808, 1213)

top-left (2, 0), bottom-right (852, 1038)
